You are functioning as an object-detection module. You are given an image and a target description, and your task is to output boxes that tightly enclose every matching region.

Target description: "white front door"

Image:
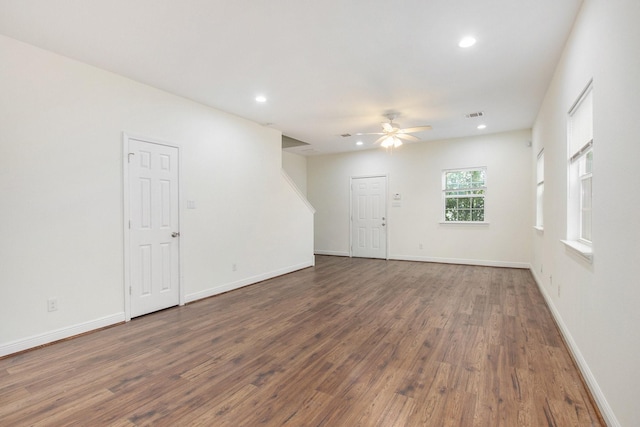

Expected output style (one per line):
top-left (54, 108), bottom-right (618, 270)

top-left (351, 176), bottom-right (387, 259)
top-left (127, 138), bottom-right (180, 317)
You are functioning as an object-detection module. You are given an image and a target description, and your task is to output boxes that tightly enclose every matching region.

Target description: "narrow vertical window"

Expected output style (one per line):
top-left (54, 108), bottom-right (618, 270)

top-left (536, 150), bottom-right (544, 229)
top-left (565, 80), bottom-right (593, 258)
top-left (579, 150), bottom-right (593, 241)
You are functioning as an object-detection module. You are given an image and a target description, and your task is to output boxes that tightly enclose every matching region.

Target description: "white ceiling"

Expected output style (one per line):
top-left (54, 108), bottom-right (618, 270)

top-left (0, 0), bottom-right (583, 155)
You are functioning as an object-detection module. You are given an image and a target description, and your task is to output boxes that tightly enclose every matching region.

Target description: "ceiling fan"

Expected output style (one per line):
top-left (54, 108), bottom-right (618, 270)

top-left (356, 114), bottom-right (432, 148)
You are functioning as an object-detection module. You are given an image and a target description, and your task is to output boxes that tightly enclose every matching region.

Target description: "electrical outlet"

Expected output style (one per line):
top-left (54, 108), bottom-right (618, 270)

top-left (419, 243), bottom-right (423, 250)
top-left (540, 264), bottom-right (543, 274)
top-left (232, 263), bottom-right (237, 272)
top-left (558, 283), bottom-right (561, 297)
top-left (47, 297), bottom-right (58, 312)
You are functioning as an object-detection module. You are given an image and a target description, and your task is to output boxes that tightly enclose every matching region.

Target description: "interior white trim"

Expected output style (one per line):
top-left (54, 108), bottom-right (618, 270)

top-left (530, 267), bottom-right (620, 427)
top-left (311, 253), bottom-right (528, 269)
top-left (561, 239), bottom-right (593, 263)
top-left (389, 255), bottom-right (529, 269)
top-left (315, 250), bottom-right (350, 257)
top-left (281, 169), bottom-right (316, 214)
top-left (0, 313), bottom-right (125, 358)
top-left (185, 259), bottom-right (314, 303)
top-left (122, 134), bottom-right (131, 321)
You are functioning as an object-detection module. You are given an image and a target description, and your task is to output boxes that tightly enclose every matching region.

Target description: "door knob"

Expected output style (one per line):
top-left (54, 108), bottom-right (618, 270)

top-left (171, 232), bottom-right (180, 238)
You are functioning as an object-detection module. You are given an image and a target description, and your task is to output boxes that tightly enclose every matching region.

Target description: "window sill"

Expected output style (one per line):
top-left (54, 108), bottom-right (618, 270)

top-left (533, 226), bottom-right (544, 232)
top-left (561, 240), bottom-right (593, 263)
top-left (439, 221), bottom-right (490, 226)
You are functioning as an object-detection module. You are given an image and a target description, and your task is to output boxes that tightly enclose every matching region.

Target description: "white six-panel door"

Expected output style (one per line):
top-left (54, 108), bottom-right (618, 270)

top-left (127, 138), bottom-right (180, 317)
top-left (351, 176), bottom-right (387, 259)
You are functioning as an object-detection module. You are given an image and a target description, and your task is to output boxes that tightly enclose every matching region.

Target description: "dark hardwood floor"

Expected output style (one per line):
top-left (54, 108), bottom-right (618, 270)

top-left (1, 256), bottom-right (604, 426)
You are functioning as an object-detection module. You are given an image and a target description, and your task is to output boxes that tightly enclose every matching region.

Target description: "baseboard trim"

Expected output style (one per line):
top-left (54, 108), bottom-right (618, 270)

top-left (530, 267), bottom-right (619, 427)
top-left (185, 259), bottom-right (315, 304)
top-left (389, 254), bottom-right (530, 269)
top-left (314, 250), bottom-right (350, 257)
top-left (313, 252), bottom-right (529, 269)
top-left (0, 312), bottom-right (125, 358)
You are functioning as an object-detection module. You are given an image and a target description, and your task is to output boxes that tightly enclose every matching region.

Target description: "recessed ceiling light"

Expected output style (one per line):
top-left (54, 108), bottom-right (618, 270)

top-left (255, 95), bottom-right (267, 103)
top-left (459, 36), bottom-right (477, 48)
top-left (477, 124), bottom-right (487, 130)
top-left (356, 141), bottom-right (363, 146)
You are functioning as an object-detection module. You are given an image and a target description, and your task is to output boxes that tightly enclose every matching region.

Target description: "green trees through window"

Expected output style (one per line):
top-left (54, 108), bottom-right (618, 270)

top-left (443, 168), bottom-right (486, 222)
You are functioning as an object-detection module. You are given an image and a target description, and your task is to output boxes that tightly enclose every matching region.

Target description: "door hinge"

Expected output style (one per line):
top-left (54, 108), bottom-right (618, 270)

top-left (128, 220), bottom-right (131, 229)
top-left (129, 286), bottom-right (132, 295)
top-left (127, 152), bottom-right (135, 163)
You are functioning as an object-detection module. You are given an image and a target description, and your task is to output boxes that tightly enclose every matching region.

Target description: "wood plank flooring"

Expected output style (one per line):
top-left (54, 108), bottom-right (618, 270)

top-left (0, 256), bottom-right (604, 426)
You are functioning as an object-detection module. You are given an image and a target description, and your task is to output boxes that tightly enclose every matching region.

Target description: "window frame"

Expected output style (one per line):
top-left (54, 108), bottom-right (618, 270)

top-left (535, 149), bottom-right (544, 230)
top-left (562, 80), bottom-right (594, 261)
top-left (441, 167), bottom-right (487, 224)
top-left (577, 147), bottom-right (593, 244)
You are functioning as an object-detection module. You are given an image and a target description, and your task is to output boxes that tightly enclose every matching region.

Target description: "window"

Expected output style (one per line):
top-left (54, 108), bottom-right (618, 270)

top-left (443, 168), bottom-right (486, 222)
top-left (577, 150), bottom-right (593, 241)
top-left (536, 150), bottom-right (544, 229)
top-left (564, 80), bottom-right (593, 259)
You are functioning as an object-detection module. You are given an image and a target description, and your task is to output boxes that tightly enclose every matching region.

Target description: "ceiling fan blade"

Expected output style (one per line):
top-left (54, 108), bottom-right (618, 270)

top-left (398, 125), bottom-right (432, 134)
top-left (374, 135), bottom-right (388, 144)
top-left (381, 122), bottom-right (394, 132)
top-left (355, 132), bottom-right (385, 136)
top-left (396, 134), bottom-right (420, 142)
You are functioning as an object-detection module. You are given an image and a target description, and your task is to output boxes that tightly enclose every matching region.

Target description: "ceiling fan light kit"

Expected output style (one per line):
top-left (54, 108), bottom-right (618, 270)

top-left (380, 136), bottom-right (402, 148)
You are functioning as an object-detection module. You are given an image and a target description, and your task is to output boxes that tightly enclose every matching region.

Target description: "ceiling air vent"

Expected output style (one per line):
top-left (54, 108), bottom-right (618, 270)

top-left (465, 111), bottom-right (484, 119)
top-left (341, 133), bottom-right (352, 137)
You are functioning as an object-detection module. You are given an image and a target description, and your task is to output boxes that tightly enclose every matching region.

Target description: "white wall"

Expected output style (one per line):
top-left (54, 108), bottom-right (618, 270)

top-left (282, 151), bottom-right (308, 196)
top-left (308, 129), bottom-right (532, 267)
top-left (0, 35), bottom-right (314, 355)
top-left (531, 1), bottom-right (640, 425)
